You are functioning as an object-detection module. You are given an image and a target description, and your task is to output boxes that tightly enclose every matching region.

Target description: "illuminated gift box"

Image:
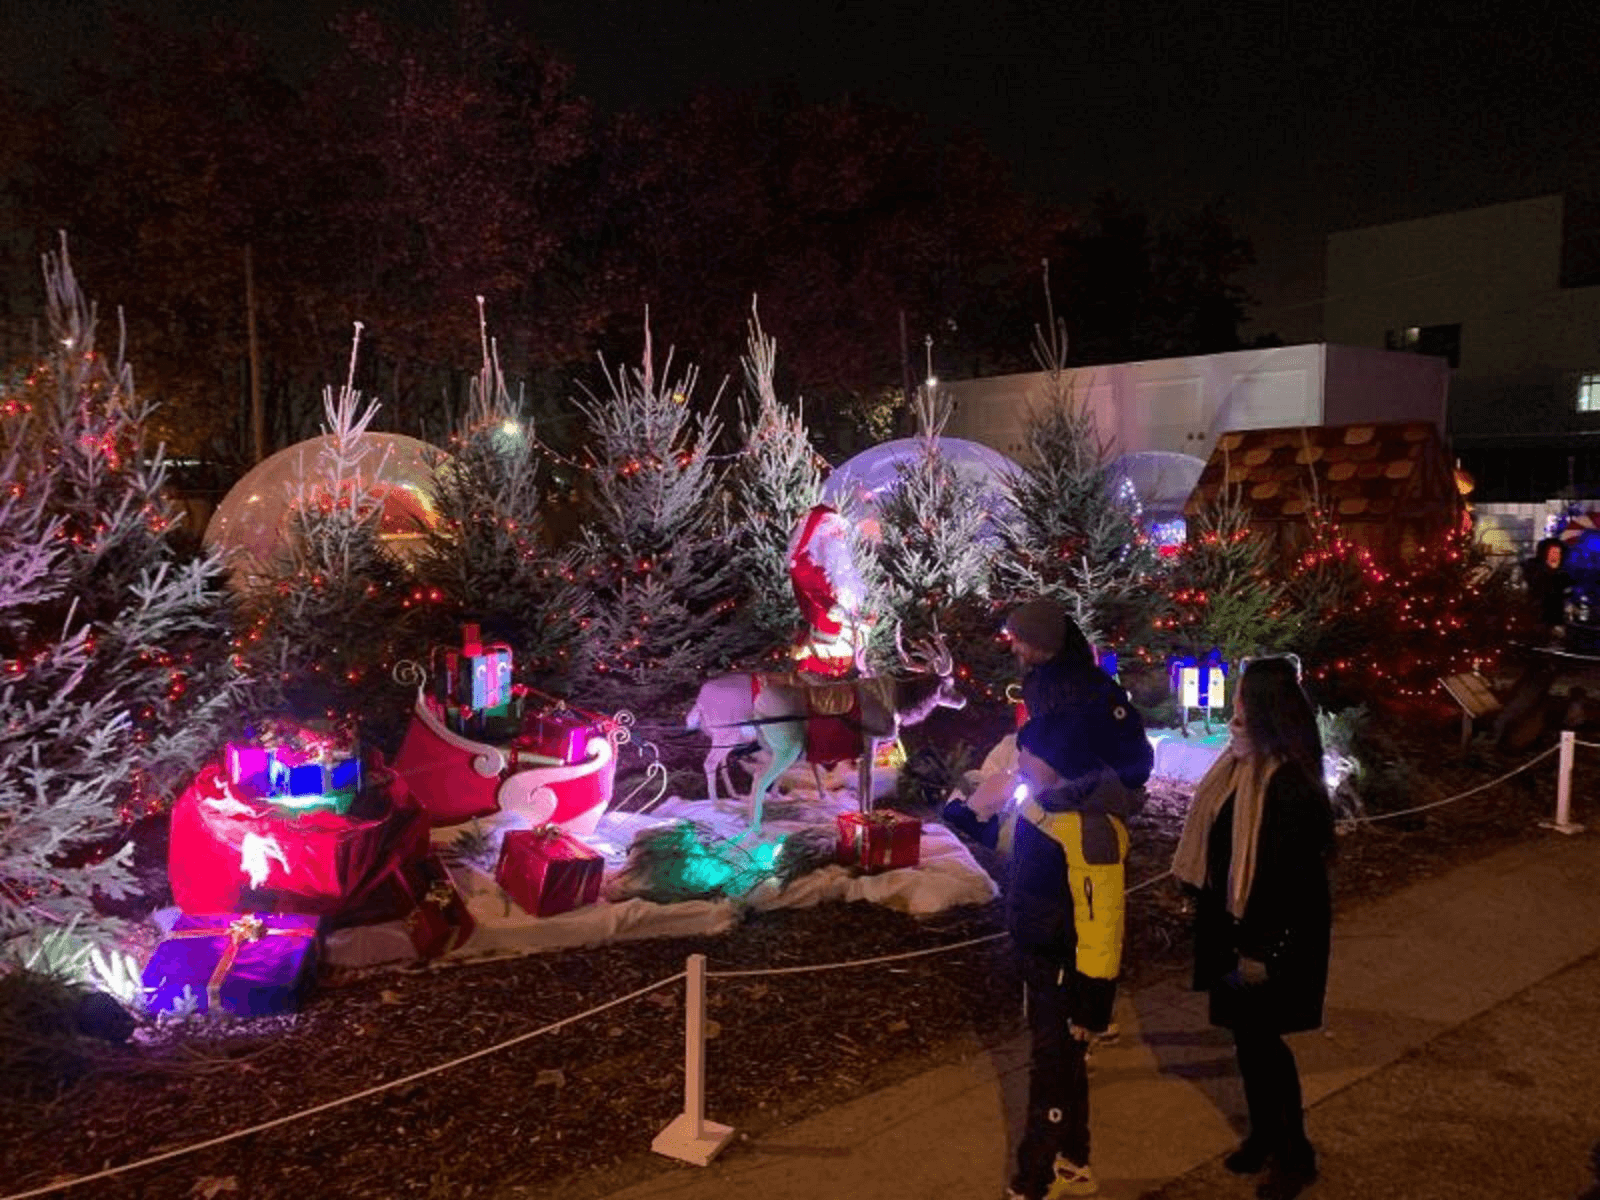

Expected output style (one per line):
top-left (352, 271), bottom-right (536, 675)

top-left (496, 827), bottom-right (603, 918)
top-left (435, 624), bottom-right (516, 721)
top-left (168, 763), bottom-right (429, 916)
top-left (222, 718), bottom-right (362, 814)
top-left (1167, 652), bottom-right (1228, 709)
top-left (836, 809), bottom-right (922, 875)
top-left (142, 912), bottom-right (319, 1017)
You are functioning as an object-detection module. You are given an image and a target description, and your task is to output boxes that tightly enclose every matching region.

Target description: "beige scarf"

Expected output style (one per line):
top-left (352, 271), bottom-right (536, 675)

top-left (1171, 714), bottom-right (1283, 919)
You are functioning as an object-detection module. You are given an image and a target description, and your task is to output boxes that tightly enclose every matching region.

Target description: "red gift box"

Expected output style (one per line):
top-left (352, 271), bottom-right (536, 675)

top-left (169, 763), bottom-right (429, 916)
top-left (511, 709), bottom-right (597, 767)
top-left (496, 827), bottom-right (603, 917)
top-left (399, 855), bottom-right (476, 958)
top-left (836, 809), bottom-right (923, 874)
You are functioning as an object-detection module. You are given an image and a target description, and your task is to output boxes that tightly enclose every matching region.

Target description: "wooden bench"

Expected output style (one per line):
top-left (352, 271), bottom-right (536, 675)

top-left (1439, 671), bottom-right (1503, 746)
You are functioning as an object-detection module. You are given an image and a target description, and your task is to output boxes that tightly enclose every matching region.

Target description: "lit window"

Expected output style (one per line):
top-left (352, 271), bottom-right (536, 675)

top-left (1580, 373), bottom-right (1600, 413)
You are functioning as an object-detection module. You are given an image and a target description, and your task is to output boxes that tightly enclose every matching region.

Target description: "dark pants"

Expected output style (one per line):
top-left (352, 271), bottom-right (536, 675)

top-left (1012, 976), bottom-right (1090, 1196)
top-left (1234, 1024), bottom-right (1310, 1159)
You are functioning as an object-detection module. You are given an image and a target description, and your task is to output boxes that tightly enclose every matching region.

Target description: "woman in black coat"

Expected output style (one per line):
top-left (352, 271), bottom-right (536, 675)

top-left (1172, 657), bottom-right (1335, 1200)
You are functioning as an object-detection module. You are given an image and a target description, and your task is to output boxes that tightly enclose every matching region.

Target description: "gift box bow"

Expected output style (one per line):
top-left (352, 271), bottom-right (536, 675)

top-left (163, 915), bottom-right (317, 1012)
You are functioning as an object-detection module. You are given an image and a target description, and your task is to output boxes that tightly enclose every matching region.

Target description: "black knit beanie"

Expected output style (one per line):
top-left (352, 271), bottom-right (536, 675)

top-left (1005, 599), bottom-right (1069, 657)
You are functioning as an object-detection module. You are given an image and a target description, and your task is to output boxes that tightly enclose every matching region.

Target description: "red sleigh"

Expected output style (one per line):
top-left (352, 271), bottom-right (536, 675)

top-left (390, 683), bottom-right (622, 837)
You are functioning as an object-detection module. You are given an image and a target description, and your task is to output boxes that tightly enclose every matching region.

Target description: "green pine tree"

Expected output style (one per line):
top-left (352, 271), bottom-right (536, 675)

top-left (570, 321), bottom-right (741, 714)
top-left (1147, 490), bottom-right (1302, 671)
top-left (0, 240), bottom-right (242, 952)
top-left (412, 300), bottom-right (586, 691)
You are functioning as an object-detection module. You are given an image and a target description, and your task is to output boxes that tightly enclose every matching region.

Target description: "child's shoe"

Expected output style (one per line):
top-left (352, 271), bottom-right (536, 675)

top-left (1044, 1155), bottom-right (1098, 1198)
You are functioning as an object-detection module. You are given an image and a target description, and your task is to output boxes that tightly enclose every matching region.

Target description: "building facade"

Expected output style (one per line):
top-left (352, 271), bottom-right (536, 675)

top-left (1324, 193), bottom-right (1600, 501)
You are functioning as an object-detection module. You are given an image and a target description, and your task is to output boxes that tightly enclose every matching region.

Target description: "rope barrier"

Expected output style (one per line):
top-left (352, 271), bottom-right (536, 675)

top-left (1340, 744), bottom-right (1560, 826)
top-left (16, 729), bottom-right (1585, 1191)
top-left (0, 973), bottom-right (684, 1200)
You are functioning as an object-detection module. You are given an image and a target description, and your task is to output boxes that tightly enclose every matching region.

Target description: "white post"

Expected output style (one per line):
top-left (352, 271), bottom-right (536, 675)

top-left (652, 954), bottom-right (734, 1165)
top-left (1540, 729), bottom-right (1584, 835)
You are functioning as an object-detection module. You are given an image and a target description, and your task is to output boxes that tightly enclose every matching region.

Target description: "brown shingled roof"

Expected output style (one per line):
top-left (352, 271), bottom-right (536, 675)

top-left (1184, 421), bottom-right (1460, 562)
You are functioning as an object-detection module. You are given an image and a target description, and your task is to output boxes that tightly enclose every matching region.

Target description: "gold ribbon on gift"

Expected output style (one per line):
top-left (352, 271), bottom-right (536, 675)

top-left (166, 914), bottom-right (316, 1012)
top-left (423, 878), bottom-right (456, 910)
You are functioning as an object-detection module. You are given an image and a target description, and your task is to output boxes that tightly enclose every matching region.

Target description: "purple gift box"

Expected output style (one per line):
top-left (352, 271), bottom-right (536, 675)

top-left (142, 913), bottom-right (319, 1017)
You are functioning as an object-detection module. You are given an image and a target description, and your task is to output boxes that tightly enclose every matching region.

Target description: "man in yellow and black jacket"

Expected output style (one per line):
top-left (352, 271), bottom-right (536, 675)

top-left (944, 600), bottom-right (1150, 1200)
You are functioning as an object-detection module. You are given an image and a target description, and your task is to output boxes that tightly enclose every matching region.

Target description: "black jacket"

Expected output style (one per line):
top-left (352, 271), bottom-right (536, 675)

top-left (1018, 655), bottom-right (1154, 803)
top-left (1191, 761), bottom-right (1334, 1034)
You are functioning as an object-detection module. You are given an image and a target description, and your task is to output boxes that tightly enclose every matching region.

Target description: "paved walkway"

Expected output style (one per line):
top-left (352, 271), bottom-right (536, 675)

top-left (605, 827), bottom-right (1600, 1200)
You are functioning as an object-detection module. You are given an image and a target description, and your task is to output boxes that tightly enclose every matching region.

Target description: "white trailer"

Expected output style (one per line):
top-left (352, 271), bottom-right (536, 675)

top-left (939, 342), bottom-right (1449, 463)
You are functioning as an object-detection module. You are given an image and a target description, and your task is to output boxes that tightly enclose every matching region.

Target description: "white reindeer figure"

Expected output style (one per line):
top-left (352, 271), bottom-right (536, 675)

top-left (685, 633), bottom-right (967, 829)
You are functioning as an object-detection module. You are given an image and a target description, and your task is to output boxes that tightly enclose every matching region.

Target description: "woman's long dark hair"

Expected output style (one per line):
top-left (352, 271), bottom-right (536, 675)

top-left (1239, 657), bottom-right (1326, 790)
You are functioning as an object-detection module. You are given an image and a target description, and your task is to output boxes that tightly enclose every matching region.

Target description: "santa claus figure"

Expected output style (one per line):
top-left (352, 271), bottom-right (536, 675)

top-left (787, 503), bottom-right (870, 677)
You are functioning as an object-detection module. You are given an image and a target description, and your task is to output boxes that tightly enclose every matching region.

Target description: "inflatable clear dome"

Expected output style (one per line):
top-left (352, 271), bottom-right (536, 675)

top-left (821, 437), bottom-right (1020, 540)
top-left (205, 433), bottom-right (445, 585)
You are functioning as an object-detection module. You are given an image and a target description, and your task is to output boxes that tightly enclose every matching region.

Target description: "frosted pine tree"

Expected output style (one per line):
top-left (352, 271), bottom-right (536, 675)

top-left (233, 327), bottom-right (417, 733)
top-left (724, 304), bottom-right (826, 665)
top-left (414, 300), bottom-right (586, 690)
top-left (570, 321), bottom-right (741, 713)
top-left (871, 388), bottom-right (996, 667)
top-left (995, 280), bottom-right (1158, 649)
top-left (0, 240), bottom-right (241, 952)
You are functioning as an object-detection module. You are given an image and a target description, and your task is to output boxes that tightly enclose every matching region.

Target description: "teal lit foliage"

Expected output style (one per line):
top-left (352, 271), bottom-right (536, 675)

top-left (995, 306), bottom-right (1158, 652)
top-left (612, 821), bottom-right (837, 904)
top-left (725, 306), bottom-right (823, 665)
top-left (0, 241), bottom-right (243, 953)
top-left (413, 308), bottom-right (586, 691)
top-left (1143, 494), bottom-right (1300, 671)
top-left (570, 324), bottom-right (743, 713)
top-left (870, 390), bottom-right (997, 673)
top-left (233, 344), bottom-right (418, 734)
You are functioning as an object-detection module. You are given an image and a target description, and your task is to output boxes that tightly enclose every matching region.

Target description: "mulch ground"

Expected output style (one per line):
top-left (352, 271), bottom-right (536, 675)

top-left (0, 709), bottom-right (1577, 1200)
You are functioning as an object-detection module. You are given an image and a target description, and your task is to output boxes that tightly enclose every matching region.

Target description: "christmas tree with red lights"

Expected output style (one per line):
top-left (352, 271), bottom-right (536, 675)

top-left (231, 329), bottom-right (418, 731)
top-left (1145, 494), bottom-right (1301, 670)
top-left (872, 388), bottom-right (998, 669)
top-left (412, 300), bottom-right (586, 690)
top-left (1289, 516), bottom-right (1523, 715)
top-left (0, 240), bottom-right (241, 950)
top-left (570, 321), bottom-right (742, 713)
top-left (995, 306), bottom-right (1158, 650)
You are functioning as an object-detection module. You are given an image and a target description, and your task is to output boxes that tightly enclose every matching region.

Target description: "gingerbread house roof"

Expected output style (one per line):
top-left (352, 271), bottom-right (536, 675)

top-left (1183, 421), bottom-right (1457, 525)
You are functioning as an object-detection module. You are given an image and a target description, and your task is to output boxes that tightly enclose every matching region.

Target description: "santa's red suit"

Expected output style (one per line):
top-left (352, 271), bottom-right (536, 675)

top-left (787, 504), bottom-right (868, 677)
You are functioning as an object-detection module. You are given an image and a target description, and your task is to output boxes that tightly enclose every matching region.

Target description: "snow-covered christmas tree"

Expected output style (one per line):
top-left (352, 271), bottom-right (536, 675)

top-left (0, 240), bottom-right (242, 951)
top-left (570, 321), bottom-right (743, 713)
top-left (724, 304), bottom-right (826, 664)
top-left (413, 299), bottom-right (586, 690)
top-left (996, 300), bottom-right (1159, 650)
top-left (232, 328), bottom-right (418, 735)
top-left (871, 387), bottom-right (996, 669)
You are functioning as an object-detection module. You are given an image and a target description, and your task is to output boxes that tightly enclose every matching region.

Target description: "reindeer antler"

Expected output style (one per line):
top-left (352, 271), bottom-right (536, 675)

top-left (895, 622), bottom-right (954, 677)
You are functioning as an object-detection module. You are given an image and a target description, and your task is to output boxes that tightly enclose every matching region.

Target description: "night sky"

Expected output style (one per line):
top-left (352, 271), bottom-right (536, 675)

top-left (7, 0), bottom-right (1600, 344)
